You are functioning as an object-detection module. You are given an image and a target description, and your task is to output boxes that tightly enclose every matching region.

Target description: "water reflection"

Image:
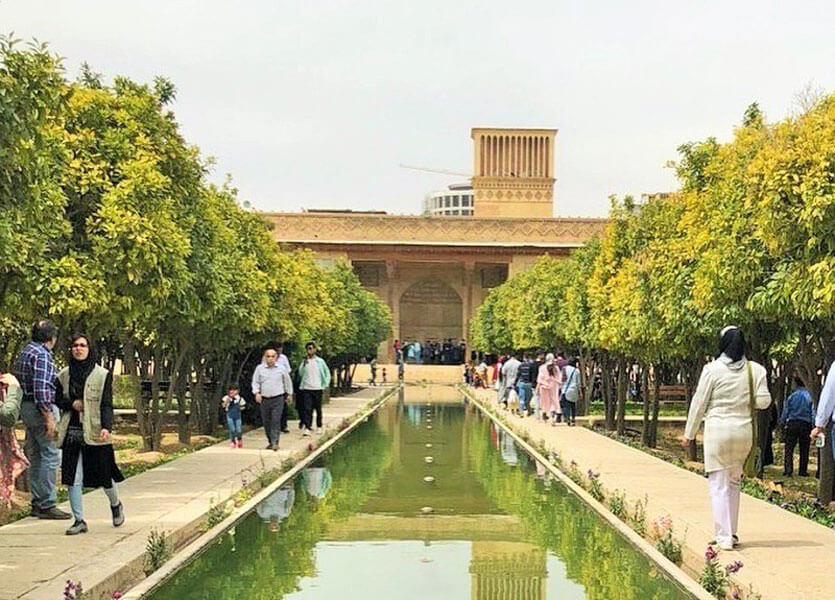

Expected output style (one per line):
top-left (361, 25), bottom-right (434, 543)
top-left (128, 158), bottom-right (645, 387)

top-left (149, 390), bottom-right (692, 600)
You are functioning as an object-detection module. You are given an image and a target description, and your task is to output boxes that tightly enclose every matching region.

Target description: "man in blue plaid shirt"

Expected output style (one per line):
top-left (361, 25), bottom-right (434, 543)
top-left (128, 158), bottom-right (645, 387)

top-left (13, 320), bottom-right (71, 519)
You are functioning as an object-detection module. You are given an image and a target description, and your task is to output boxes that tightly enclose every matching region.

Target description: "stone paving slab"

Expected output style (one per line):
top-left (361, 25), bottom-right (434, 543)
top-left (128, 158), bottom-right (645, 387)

top-left (469, 387), bottom-right (833, 600)
top-left (0, 386), bottom-right (388, 600)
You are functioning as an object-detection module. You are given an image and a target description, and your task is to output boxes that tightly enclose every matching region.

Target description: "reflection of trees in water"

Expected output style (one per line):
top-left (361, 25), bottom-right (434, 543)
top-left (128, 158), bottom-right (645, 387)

top-left (149, 418), bottom-right (392, 600)
top-left (467, 414), bottom-right (689, 600)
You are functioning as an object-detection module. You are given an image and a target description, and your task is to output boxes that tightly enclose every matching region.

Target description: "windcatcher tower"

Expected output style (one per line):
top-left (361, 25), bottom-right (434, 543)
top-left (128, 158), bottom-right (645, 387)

top-left (470, 128), bottom-right (557, 218)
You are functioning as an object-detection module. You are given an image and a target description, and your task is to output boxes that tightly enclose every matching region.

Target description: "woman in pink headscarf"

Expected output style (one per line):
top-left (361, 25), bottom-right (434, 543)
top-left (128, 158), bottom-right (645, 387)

top-left (536, 354), bottom-right (563, 425)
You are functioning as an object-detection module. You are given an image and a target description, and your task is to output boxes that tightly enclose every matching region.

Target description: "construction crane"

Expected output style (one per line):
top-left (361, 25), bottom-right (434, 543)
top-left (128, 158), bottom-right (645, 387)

top-left (399, 163), bottom-right (472, 178)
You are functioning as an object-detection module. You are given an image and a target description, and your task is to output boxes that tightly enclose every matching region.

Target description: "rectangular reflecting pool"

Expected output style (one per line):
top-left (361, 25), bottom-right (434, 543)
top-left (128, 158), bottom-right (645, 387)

top-left (147, 386), bottom-right (695, 600)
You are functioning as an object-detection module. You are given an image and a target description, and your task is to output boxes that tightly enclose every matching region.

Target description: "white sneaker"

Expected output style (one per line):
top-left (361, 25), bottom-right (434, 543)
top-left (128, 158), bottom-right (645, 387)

top-left (315, 427), bottom-right (322, 434)
top-left (302, 429), bottom-right (311, 437)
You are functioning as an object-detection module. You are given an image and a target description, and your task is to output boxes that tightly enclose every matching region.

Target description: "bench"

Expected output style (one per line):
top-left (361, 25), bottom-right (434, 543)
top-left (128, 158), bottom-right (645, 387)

top-left (658, 384), bottom-right (687, 404)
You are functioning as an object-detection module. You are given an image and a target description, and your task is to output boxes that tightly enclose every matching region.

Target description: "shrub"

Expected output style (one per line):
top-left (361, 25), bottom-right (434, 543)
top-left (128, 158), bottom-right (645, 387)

top-left (63, 580), bottom-right (84, 600)
top-left (144, 529), bottom-right (172, 575)
top-left (203, 497), bottom-right (231, 531)
top-left (567, 460), bottom-right (584, 486)
top-left (699, 545), bottom-right (743, 598)
top-left (630, 496), bottom-right (647, 537)
top-left (234, 487), bottom-right (254, 507)
top-left (608, 490), bottom-right (627, 520)
top-left (587, 469), bottom-right (604, 501)
top-left (655, 531), bottom-right (683, 565)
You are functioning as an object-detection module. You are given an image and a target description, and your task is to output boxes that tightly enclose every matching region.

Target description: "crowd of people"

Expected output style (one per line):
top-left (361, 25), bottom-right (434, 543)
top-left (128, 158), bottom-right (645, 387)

top-left (465, 351), bottom-right (582, 426)
top-left (0, 321), bottom-right (124, 535)
top-left (397, 338), bottom-right (468, 365)
top-left (469, 326), bottom-right (835, 554)
top-left (0, 319), bottom-right (336, 534)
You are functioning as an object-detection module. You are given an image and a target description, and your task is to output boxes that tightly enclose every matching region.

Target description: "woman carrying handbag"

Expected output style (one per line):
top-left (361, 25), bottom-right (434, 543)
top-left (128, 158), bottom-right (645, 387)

top-left (681, 326), bottom-right (771, 550)
top-left (55, 334), bottom-right (125, 535)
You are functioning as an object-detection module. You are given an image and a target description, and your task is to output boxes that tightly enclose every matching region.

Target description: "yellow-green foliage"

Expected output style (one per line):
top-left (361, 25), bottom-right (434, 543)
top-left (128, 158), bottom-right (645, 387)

top-left (470, 97), bottom-right (835, 368)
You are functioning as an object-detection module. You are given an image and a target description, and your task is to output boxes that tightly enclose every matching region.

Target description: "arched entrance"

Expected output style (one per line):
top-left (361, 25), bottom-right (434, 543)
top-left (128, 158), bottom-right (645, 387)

top-left (399, 278), bottom-right (463, 363)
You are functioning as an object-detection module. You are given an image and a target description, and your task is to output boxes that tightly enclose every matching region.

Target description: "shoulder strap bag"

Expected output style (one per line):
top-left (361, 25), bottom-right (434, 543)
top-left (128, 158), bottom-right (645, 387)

top-left (743, 361), bottom-right (761, 478)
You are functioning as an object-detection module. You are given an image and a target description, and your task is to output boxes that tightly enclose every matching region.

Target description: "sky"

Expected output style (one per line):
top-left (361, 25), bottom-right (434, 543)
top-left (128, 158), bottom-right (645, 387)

top-left (2, 1), bottom-right (834, 218)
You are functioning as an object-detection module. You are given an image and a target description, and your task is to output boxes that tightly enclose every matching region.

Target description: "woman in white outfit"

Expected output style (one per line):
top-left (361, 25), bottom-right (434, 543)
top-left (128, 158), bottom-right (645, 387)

top-left (682, 326), bottom-right (771, 550)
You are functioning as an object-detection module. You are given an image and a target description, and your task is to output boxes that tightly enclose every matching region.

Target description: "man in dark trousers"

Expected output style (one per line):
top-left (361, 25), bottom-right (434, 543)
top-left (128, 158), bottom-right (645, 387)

top-left (296, 342), bottom-right (331, 436)
top-left (780, 376), bottom-right (814, 476)
top-left (252, 345), bottom-right (293, 450)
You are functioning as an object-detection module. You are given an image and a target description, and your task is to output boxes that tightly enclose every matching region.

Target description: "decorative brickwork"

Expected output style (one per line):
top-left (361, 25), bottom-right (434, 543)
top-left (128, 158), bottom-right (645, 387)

top-left (263, 212), bottom-right (606, 247)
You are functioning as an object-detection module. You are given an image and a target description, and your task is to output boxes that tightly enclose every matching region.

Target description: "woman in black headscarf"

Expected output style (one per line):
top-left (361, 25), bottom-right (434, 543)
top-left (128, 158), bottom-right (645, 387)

top-left (55, 333), bottom-right (124, 535)
top-left (681, 326), bottom-right (772, 550)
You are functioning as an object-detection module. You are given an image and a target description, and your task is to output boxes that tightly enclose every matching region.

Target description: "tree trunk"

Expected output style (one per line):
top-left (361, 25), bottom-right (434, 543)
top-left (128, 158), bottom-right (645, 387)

top-left (602, 355), bottom-right (616, 431)
top-left (616, 358), bottom-right (629, 435)
top-left (578, 347), bottom-right (590, 416)
top-left (210, 353), bottom-right (233, 434)
top-left (153, 343), bottom-right (188, 450)
top-left (649, 363), bottom-right (661, 448)
top-left (176, 359), bottom-right (190, 445)
top-left (641, 363), bottom-right (651, 446)
top-left (149, 346), bottom-right (162, 451)
top-left (681, 361), bottom-right (697, 461)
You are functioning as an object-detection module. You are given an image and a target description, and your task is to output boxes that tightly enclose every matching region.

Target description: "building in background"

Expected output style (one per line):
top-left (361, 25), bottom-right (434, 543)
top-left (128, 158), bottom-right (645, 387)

top-left (470, 128), bottom-right (557, 218)
top-left (263, 126), bottom-right (604, 361)
top-left (422, 183), bottom-right (474, 217)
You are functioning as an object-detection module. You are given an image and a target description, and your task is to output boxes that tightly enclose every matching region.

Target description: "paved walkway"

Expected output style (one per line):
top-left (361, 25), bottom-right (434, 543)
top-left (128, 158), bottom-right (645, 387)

top-left (0, 386), bottom-right (389, 600)
top-left (353, 363), bottom-right (462, 384)
top-left (469, 387), bottom-right (833, 600)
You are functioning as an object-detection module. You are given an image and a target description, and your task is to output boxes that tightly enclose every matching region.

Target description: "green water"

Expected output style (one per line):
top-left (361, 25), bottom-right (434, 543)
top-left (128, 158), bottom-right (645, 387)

top-left (148, 386), bottom-right (694, 600)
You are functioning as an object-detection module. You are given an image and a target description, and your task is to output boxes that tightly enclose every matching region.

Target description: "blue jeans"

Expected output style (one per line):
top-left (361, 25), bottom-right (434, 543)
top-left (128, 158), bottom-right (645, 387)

top-left (20, 402), bottom-right (60, 510)
top-left (68, 453), bottom-right (120, 522)
top-left (516, 382), bottom-right (532, 412)
top-left (227, 414), bottom-right (242, 441)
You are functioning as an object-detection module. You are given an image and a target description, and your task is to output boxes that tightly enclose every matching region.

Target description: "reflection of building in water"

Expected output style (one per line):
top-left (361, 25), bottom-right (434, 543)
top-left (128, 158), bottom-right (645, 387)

top-left (470, 542), bottom-right (547, 600)
top-left (256, 484), bottom-right (295, 524)
top-left (303, 467), bottom-right (332, 500)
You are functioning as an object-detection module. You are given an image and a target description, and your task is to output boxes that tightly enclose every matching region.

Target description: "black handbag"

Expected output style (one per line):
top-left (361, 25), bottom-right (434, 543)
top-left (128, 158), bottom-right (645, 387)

top-left (65, 424), bottom-right (84, 447)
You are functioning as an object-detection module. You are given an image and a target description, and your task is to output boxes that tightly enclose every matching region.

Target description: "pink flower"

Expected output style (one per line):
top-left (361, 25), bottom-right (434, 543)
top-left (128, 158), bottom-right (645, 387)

top-left (704, 545), bottom-right (718, 561)
top-left (731, 587), bottom-right (741, 599)
top-left (725, 560), bottom-right (744, 574)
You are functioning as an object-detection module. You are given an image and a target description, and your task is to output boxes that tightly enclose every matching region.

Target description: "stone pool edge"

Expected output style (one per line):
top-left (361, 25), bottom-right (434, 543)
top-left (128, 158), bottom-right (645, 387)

top-left (461, 386), bottom-right (714, 600)
top-left (119, 384), bottom-right (400, 600)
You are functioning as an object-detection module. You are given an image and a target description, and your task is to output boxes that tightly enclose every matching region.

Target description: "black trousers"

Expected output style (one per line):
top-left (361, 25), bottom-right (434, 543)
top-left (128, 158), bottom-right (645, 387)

top-left (260, 395), bottom-right (285, 446)
top-left (299, 389), bottom-right (323, 430)
top-left (281, 398), bottom-right (289, 432)
top-left (784, 420), bottom-right (812, 476)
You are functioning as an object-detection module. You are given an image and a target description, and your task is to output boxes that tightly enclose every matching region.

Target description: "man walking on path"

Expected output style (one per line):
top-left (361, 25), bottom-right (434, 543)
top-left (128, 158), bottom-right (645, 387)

top-left (296, 342), bottom-right (331, 436)
top-left (252, 345), bottom-right (293, 451)
top-left (515, 354), bottom-right (536, 416)
top-left (500, 351), bottom-right (521, 408)
top-left (13, 320), bottom-right (70, 519)
top-left (780, 376), bottom-right (814, 476)
top-left (561, 357), bottom-right (581, 426)
top-left (812, 361), bottom-right (835, 460)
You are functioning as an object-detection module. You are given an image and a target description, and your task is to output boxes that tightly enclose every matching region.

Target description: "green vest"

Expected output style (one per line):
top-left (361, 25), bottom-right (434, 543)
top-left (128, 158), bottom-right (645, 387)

top-left (56, 365), bottom-right (110, 447)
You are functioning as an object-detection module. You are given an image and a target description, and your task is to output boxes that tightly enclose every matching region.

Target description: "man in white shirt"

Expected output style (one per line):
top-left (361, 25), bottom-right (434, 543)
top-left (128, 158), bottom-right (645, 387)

top-left (296, 341), bottom-right (331, 436)
top-left (252, 345), bottom-right (293, 450)
top-left (812, 361), bottom-right (835, 454)
top-left (501, 352), bottom-right (521, 407)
